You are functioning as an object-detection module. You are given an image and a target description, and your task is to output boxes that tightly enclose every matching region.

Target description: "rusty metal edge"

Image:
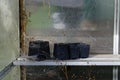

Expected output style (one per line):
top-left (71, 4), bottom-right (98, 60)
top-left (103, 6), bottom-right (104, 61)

top-left (19, 0), bottom-right (27, 80)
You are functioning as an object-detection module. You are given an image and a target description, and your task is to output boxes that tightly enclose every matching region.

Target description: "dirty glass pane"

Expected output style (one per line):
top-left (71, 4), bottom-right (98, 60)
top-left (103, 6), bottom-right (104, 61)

top-left (26, 0), bottom-right (114, 54)
top-left (0, 0), bottom-right (19, 73)
top-left (26, 66), bottom-right (113, 80)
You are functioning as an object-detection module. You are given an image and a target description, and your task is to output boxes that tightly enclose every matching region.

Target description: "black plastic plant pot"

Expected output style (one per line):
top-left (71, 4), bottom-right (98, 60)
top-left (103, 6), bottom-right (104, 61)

top-left (53, 43), bottom-right (69, 60)
top-left (78, 43), bottom-right (90, 58)
top-left (39, 41), bottom-right (50, 55)
top-left (29, 40), bottom-right (43, 45)
top-left (28, 43), bottom-right (40, 56)
top-left (69, 43), bottom-right (80, 59)
top-left (36, 53), bottom-right (51, 61)
top-left (28, 40), bottom-right (50, 56)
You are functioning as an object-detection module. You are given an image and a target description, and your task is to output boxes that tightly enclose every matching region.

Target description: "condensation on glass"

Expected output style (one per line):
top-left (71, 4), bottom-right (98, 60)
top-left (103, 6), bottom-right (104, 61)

top-left (26, 0), bottom-right (114, 54)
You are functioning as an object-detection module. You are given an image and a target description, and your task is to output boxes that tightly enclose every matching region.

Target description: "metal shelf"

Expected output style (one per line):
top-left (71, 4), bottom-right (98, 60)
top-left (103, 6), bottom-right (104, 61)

top-left (13, 54), bottom-right (120, 66)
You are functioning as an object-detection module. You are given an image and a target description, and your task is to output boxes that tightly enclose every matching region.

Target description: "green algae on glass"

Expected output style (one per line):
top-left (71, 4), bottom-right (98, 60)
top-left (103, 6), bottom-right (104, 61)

top-left (28, 6), bottom-right (57, 29)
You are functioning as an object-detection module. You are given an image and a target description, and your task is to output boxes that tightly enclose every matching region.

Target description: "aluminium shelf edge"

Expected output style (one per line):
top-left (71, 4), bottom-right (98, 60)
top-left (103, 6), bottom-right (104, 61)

top-left (13, 54), bottom-right (120, 66)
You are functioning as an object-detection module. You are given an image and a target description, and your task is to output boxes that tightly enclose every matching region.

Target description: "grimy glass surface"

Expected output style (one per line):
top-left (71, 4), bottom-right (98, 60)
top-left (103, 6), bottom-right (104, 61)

top-left (0, 0), bottom-right (20, 79)
top-left (26, 66), bottom-right (113, 80)
top-left (26, 0), bottom-right (114, 54)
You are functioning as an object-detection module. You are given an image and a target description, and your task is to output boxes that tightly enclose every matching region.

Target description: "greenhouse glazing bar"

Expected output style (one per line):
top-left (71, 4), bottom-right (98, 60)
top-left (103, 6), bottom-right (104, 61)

top-left (0, 63), bottom-right (15, 80)
top-left (113, 0), bottom-right (119, 80)
top-left (114, 0), bottom-right (119, 55)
